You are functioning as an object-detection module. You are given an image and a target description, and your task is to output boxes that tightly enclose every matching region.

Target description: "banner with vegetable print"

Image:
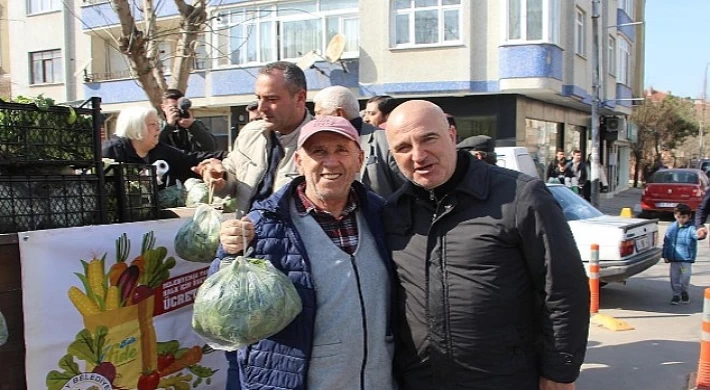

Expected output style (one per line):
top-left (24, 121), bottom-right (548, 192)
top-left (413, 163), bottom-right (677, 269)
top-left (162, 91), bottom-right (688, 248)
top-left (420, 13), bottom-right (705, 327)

top-left (19, 219), bottom-right (227, 390)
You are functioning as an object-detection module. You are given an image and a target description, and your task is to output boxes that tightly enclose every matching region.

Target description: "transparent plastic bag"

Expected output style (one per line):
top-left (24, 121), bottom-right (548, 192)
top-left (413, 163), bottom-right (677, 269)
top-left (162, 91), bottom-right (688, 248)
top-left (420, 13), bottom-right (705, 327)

top-left (174, 204), bottom-right (222, 263)
top-left (157, 180), bottom-right (186, 208)
top-left (0, 310), bottom-right (7, 347)
top-left (185, 179), bottom-right (210, 207)
top-left (192, 232), bottom-right (302, 351)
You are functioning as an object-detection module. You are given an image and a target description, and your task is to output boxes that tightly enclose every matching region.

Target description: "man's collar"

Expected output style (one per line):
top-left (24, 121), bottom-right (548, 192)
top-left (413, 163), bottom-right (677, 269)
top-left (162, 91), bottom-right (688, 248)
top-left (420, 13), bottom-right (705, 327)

top-left (294, 181), bottom-right (359, 219)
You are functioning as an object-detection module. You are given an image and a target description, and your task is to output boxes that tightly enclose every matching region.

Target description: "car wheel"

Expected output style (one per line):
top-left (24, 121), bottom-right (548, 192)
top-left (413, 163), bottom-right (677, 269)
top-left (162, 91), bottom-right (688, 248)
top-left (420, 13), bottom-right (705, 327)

top-left (637, 210), bottom-right (653, 219)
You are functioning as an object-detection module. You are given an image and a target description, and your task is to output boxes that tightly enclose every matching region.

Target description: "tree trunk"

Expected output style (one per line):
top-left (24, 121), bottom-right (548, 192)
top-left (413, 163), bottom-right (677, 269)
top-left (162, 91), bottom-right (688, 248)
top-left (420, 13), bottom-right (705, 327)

top-left (112, 0), bottom-right (164, 113)
top-left (170, 0), bottom-right (207, 92)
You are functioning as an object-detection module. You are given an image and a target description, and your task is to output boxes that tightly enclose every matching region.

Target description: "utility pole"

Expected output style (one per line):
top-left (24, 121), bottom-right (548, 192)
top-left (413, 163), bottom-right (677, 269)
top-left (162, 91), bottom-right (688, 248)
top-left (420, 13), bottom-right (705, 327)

top-left (590, 0), bottom-right (601, 207)
top-left (701, 62), bottom-right (709, 159)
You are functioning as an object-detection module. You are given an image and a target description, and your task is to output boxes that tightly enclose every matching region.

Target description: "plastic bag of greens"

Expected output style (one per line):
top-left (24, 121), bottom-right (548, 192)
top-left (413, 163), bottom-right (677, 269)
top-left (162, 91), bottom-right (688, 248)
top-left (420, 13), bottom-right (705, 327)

top-left (212, 194), bottom-right (237, 213)
top-left (174, 204), bottom-right (222, 263)
top-left (185, 178), bottom-right (210, 207)
top-left (192, 253), bottom-right (302, 351)
top-left (157, 180), bottom-right (186, 209)
top-left (0, 310), bottom-right (7, 347)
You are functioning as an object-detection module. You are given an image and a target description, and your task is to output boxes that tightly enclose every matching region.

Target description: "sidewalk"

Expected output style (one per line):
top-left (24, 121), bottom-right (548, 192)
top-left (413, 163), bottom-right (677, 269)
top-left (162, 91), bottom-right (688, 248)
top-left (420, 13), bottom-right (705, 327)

top-left (596, 187), bottom-right (643, 216)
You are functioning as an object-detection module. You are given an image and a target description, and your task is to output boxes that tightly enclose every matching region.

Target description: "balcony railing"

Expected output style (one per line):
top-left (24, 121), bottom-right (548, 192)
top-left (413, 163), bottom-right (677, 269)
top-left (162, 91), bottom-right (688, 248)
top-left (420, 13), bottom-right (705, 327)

top-left (85, 70), bottom-right (133, 83)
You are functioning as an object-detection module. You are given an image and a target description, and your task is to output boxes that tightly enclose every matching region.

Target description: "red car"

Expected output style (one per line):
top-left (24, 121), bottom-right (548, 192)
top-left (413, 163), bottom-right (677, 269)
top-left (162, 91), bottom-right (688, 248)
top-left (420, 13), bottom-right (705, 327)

top-left (641, 168), bottom-right (709, 213)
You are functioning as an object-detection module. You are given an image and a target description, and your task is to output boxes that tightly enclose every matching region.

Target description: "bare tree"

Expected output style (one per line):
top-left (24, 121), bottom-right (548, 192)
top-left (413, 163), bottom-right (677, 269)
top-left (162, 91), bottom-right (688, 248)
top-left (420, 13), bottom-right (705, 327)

top-left (111, 0), bottom-right (207, 113)
top-left (631, 94), bottom-right (699, 186)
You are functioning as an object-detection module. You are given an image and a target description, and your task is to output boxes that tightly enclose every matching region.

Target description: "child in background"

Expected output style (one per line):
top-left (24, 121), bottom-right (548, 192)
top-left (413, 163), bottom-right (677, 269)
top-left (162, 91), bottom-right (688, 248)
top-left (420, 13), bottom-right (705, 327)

top-left (662, 203), bottom-right (705, 305)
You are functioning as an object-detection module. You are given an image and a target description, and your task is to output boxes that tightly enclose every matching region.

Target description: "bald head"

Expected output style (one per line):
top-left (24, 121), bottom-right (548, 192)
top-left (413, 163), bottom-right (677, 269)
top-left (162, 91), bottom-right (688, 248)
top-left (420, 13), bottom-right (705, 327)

top-left (388, 100), bottom-right (449, 134)
top-left (386, 100), bottom-right (458, 190)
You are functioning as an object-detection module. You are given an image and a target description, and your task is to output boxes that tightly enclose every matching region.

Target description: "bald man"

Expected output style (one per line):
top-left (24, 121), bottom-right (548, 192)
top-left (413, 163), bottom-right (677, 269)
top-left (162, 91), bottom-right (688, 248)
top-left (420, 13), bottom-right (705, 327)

top-left (383, 100), bottom-right (589, 390)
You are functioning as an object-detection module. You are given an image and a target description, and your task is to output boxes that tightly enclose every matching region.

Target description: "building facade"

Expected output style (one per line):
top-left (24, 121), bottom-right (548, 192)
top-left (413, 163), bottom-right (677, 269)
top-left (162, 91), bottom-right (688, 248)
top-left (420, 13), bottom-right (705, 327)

top-left (8, 0), bottom-right (645, 192)
top-left (0, 0), bottom-right (11, 98)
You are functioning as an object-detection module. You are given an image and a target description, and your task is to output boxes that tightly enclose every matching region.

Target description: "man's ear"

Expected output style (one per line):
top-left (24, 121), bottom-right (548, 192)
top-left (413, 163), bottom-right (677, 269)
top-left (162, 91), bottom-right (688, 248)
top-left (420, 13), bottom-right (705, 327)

top-left (296, 90), bottom-right (307, 106)
top-left (295, 150), bottom-right (304, 173)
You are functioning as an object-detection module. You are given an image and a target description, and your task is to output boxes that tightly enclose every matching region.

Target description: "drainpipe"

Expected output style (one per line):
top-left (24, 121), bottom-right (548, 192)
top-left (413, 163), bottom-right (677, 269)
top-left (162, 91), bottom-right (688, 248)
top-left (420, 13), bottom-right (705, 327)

top-left (62, 1), bottom-right (76, 102)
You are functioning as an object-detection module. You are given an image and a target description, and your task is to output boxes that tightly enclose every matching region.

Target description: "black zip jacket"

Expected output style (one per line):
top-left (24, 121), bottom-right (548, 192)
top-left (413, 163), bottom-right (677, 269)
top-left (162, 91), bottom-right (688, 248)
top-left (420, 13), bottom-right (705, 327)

top-left (384, 152), bottom-right (589, 389)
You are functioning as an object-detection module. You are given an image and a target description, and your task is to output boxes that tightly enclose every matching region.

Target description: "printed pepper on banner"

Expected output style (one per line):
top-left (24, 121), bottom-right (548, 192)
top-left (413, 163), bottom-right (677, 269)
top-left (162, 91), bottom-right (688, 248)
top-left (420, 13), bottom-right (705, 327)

top-left (46, 232), bottom-right (219, 390)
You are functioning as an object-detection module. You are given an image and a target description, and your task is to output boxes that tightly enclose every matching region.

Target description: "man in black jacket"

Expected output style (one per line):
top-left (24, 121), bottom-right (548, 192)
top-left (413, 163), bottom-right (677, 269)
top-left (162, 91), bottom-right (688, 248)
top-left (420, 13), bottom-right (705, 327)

top-left (160, 88), bottom-right (219, 152)
top-left (383, 100), bottom-right (589, 390)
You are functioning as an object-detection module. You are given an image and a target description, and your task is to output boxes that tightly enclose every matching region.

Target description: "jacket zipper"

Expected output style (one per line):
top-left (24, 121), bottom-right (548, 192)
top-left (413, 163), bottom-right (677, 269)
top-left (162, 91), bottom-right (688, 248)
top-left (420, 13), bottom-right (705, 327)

top-left (427, 191), bottom-right (456, 364)
top-left (350, 254), bottom-right (368, 390)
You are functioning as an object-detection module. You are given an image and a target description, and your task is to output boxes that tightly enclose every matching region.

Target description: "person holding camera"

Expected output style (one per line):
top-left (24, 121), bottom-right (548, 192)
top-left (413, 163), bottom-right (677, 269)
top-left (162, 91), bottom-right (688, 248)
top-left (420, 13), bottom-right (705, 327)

top-left (160, 88), bottom-right (219, 153)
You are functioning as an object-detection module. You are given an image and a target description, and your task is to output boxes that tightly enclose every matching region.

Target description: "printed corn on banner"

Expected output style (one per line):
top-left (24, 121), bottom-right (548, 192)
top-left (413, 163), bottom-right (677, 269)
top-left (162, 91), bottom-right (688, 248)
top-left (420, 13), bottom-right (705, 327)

top-left (19, 218), bottom-right (227, 390)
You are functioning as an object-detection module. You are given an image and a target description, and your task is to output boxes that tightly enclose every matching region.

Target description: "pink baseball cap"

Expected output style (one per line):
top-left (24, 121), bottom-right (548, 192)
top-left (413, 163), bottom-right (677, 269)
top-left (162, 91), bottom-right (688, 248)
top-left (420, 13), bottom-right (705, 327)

top-left (297, 116), bottom-right (360, 149)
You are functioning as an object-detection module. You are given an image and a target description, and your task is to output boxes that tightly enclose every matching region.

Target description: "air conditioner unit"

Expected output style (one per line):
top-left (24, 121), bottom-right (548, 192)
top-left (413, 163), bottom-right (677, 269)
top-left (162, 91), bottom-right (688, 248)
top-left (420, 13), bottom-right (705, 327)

top-left (604, 116), bottom-right (626, 132)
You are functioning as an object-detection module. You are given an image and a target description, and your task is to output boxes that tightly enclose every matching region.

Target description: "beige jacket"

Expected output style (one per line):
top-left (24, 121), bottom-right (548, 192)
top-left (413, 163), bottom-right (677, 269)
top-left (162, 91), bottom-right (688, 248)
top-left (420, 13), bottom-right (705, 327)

top-left (219, 113), bottom-right (313, 215)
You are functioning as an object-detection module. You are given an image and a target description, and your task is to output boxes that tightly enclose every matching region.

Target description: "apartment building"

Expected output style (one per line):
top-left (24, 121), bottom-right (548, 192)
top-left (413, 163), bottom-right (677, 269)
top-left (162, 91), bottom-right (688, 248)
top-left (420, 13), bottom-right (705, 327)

top-left (0, 0), bottom-right (11, 98)
top-left (8, 0), bottom-right (645, 192)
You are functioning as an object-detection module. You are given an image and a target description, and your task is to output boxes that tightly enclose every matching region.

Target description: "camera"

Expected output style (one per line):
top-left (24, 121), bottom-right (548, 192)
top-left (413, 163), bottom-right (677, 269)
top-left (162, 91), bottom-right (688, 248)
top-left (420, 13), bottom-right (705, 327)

top-left (177, 97), bottom-right (192, 118)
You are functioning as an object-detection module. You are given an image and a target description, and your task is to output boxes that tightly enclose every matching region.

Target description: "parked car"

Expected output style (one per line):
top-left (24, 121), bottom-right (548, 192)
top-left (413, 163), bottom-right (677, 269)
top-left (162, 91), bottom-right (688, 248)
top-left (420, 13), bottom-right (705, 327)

top-left (697, 159), bottom-right (710, 176)
top-left (547, 183), bottom-right (662, 283)
top-left (495, 147), bottom-right (541, 179)
top-left (640, 168), bottom-right (709, 214)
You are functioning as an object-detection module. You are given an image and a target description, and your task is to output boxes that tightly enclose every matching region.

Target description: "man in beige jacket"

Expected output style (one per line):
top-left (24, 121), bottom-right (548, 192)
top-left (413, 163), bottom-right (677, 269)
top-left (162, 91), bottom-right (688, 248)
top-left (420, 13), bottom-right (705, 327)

top-left (196, 61), bottom-right (313, 216)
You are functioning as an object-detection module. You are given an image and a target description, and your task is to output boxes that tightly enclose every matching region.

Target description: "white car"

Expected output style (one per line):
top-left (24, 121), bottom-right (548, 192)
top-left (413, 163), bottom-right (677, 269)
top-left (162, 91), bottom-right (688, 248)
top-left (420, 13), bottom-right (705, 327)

top-left (546, 183), bottom-right (662, 283)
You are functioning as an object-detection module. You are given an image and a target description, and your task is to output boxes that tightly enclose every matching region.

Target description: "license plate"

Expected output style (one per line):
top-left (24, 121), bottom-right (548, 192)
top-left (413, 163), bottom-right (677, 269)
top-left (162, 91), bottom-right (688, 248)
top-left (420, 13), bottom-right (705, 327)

top-left (657, 202), bottom-right (678, 208)
top-left (635, 235), bottom-right (651, 252)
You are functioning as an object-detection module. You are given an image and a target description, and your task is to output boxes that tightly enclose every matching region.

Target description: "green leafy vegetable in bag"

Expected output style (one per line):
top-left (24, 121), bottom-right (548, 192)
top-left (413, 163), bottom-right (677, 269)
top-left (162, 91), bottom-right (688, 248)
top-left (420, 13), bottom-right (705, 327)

top-left (192, 256), bottom-right (302, 351)
top-left (174, 204), bottom-right (221, 263)
top-left (185, 178), bottom-right (210, 207)
top-left (0, 310), bottom-right (7, 346)
top-left (158, 180), bottom-right (186, 208)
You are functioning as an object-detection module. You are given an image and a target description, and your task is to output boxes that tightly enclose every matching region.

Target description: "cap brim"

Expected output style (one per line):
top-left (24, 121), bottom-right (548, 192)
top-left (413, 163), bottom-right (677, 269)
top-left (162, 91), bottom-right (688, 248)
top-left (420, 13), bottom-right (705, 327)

top-left (298, 128), bottom-right (360, 149)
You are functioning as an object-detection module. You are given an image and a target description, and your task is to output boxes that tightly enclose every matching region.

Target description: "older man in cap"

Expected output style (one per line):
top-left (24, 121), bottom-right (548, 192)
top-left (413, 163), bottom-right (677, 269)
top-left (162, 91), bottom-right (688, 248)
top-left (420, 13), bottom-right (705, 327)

top-left (457, 135), bottom-right (497, 165)
top-left (211, 115), bottom-right (397, 390)
top-left (313, 85), bottom-right (405, 198)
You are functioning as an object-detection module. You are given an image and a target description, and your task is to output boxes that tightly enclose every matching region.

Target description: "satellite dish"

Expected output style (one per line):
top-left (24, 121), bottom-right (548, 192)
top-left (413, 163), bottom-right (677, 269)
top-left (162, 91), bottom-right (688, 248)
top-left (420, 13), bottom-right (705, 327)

top-left (326, 34), bottom-right (346, 62)
top-left (295, 50), bottom-right (327, 76)
top-left (296, 50), bottom-right (318, 71)
top-left (325, 34), bottom-right (348, 73)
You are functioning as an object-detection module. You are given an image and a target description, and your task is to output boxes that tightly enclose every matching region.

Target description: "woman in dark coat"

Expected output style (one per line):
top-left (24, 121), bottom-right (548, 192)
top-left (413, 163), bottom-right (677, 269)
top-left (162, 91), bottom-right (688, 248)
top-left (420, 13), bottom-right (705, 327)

top-left (102, 106), bottom-right (225, 187)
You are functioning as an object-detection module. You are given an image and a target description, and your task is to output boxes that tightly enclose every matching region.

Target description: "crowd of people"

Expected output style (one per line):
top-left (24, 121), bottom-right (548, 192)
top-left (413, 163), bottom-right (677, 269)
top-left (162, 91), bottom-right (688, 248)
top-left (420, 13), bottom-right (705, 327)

top-left (101, 60), bottom-right (591, 390)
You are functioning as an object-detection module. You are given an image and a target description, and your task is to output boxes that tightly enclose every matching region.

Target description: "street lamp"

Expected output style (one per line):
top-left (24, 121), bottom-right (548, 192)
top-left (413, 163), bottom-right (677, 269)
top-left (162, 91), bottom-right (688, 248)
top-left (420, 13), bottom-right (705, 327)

top-left (590, 2), bottom-right (643, 207)
top-left (700, 62), bottom-right (709, 159)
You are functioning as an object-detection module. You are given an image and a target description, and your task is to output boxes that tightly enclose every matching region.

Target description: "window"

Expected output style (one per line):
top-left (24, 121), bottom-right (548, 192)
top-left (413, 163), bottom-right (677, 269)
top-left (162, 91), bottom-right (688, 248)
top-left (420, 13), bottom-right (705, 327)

top-left (198, 115), bottom-right (229, 150)
top-left (617, 37), bottom-right (631, 85)
top-left (506, 0), bottom-right (560, 44)
top-left (158, 41), bottom-right (174, 74)
top-left (106, 43), bottom-right (131, 79)
top-left (215, 0), bottom-right (359, 67)
top-left (27, 0), bottom-right (60, 14)
top-left (193, 36), bottom-right (208, 70)
top-left (30, 49), bottom-right (62, 84)
top-left (619, 0), bottom-right (634, 19)
top-left (608, 35), bottom-right (616, 76)
top-left (574, 8), bottom-right (585, 56)
top-left (392, 0), bottom-right (461, 47)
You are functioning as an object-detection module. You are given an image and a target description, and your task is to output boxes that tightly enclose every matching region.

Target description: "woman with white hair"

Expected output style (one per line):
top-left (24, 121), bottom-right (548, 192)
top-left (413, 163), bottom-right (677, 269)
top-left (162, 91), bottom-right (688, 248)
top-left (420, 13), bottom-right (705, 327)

top-left (102, 106), bottom-right (226, 187)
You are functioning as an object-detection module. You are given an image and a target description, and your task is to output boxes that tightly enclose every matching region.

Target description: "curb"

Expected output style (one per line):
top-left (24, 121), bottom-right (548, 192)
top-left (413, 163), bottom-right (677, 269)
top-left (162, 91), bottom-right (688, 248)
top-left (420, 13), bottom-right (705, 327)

top-left (688, 371), bottom-right (696, 389)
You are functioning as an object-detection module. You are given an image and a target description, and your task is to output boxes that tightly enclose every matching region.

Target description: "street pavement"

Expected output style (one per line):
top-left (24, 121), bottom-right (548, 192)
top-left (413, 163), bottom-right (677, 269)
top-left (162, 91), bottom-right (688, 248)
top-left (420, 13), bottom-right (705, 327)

top-left (577, 187), bottom-right (702, 390)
